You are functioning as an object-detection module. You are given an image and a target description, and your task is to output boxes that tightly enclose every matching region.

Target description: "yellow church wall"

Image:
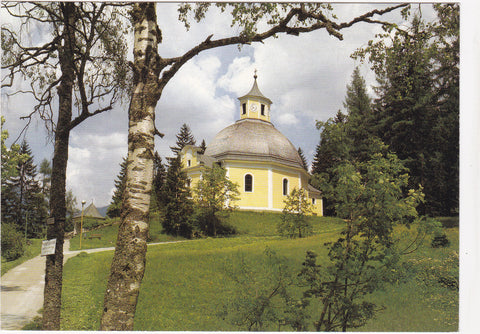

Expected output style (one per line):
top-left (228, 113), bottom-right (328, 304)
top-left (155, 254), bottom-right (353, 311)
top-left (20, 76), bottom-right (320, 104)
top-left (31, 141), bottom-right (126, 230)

top-left (227, 166), bottom-right (269, 208)
top-left (271, 169), bottom-right (302, 210)
top-left (182, 159), bottom-right (323, 216)
top-left (180, 146), bottom-right (199, 169)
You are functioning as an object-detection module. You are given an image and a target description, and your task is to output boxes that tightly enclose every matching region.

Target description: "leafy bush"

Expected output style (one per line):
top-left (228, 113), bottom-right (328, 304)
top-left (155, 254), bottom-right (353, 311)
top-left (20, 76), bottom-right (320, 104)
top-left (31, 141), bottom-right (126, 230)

top-left (278, 188), bottom-right (313, 238)
top-left (1, 223), bottom-right (26, 261)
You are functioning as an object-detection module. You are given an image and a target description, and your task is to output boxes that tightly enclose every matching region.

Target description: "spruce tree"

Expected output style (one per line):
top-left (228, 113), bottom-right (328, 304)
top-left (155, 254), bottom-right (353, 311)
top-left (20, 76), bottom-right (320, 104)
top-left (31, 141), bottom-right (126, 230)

top-left (107, 157), bottom-right (128, 218)
top-left (354, 6), bottom-right (459, 215)
top-left (297, 147), bottom-right (309, 171)
top-left (2, 140), bottom-right (46, 237)
top-left (199, 139), bottom-right (207, 154)
top-left (151, 152), bottom-right (167, 210)
top-left (161, 156), bottom-right (194, 238)
top-left (311, 68), bottom-right (376, 216)
top-left (170, 123), bottom-right (196, 156)
top-left (343, 67), bottom-right (377, 162)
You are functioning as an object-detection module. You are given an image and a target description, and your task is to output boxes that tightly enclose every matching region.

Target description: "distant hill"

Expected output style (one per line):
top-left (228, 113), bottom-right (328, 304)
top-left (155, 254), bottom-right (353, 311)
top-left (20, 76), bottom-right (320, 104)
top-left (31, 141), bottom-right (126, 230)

top-left (97, 206), bottom-right (109, 217)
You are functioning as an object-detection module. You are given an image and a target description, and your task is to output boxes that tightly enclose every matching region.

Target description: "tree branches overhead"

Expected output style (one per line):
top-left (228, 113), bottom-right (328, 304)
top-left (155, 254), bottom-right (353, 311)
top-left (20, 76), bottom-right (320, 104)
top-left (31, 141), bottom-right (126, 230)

top-left (160, 2), bottom-right (409, 90)
top-left (1, 2), bottom-right (131, 134)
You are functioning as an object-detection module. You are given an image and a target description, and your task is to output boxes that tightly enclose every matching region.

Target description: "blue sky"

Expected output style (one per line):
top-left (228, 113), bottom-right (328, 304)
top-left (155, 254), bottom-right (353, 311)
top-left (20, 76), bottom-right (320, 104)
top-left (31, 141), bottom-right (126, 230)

top-left (1, 2), bottom-right (476, 209)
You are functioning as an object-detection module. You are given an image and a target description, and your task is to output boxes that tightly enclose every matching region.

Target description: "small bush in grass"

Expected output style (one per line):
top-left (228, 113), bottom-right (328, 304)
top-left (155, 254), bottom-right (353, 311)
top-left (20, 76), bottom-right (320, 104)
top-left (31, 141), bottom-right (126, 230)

top-left (1, 223), bottom-right (25, 261)
top-left (278, 188), bottom-right (313, 238)
top-left (431, 234), bottom-right (450, 248)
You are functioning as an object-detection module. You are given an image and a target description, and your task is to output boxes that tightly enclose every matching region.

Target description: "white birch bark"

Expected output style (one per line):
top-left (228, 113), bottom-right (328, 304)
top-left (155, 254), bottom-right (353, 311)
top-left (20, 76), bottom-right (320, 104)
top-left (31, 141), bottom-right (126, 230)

top-left (100, 3), bottom-right (161, 330)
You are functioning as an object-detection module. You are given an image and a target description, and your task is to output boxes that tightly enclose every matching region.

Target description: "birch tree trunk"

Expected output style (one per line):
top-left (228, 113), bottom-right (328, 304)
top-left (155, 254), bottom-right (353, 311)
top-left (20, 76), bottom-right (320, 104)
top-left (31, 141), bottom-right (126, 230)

top-left (42, 3), bottom-right (75, 329)
top-left (100, 3), bottom-right (162, 330)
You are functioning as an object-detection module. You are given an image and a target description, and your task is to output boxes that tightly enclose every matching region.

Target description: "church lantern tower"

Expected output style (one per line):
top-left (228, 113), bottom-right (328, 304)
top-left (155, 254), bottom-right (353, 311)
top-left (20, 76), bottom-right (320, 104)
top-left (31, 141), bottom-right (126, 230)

top-left (238, 71), bottom-right (273, 122)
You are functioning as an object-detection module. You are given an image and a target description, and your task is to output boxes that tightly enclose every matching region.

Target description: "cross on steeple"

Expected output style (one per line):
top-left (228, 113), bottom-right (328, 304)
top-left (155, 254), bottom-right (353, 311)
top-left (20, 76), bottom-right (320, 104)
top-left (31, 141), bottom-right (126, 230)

top-left (254, 69), bottom-right (258, 80)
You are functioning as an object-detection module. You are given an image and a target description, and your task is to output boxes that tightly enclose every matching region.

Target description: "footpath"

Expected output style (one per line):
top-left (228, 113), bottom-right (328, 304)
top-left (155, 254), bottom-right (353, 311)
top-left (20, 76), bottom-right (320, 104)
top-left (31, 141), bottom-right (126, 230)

top-left (1, 239), bottom-right (184, 330)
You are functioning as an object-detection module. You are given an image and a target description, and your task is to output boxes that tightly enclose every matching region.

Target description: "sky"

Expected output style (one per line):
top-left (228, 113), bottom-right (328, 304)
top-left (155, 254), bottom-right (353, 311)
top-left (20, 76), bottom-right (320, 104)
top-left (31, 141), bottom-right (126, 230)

top-left (0, 1), bottom-right (477, 211)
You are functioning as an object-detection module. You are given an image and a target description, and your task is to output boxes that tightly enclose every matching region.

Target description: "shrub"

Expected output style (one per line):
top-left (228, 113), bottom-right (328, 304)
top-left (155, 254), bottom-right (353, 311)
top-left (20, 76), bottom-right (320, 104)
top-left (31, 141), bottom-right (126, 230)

top-left (431, 234), bottom-right (450, 248)
top-left (1, 223), bottom-right (26, 261)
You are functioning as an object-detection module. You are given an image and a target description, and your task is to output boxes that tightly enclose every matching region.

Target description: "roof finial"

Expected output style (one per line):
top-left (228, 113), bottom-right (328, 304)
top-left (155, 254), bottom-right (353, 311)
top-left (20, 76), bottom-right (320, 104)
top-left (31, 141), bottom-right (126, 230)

top-left (254, 68), bottom-right (258, 80)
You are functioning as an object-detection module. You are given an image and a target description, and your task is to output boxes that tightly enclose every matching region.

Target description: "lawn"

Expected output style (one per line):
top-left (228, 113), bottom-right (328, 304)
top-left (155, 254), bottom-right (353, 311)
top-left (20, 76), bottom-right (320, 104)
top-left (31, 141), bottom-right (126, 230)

top-left (68, 212), bottom-right (185, 251)
top-left (1, 238), bottom-right (43, 276)
top-left (60, 212), bottom-right (458, 331)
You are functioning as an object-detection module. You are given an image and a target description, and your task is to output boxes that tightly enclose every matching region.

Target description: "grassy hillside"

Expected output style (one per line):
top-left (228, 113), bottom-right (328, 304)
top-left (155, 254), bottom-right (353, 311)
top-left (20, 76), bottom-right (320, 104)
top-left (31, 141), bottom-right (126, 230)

top-left (60, 212), bottom-right (458, 331)
top-left (1, 239), bottom-right (43, 276)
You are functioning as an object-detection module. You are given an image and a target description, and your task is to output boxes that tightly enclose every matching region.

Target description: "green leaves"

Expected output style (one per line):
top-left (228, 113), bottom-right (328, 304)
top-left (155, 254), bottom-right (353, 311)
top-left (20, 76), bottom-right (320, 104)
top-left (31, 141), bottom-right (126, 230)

top-left (278, 188), bottom-right (314, 238)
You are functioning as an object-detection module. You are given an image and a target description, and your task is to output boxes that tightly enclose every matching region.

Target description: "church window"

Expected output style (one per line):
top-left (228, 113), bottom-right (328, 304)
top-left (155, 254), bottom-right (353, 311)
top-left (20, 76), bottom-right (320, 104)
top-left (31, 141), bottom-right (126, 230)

top-left (187, 159), bottom-right (191, 167)
top-left (242, 103), bottom-right (246, 114)
top-left (283, 178), bottom-right (289, 196)
top-left (261, 104), bottom-right (265, 116)
top-left (244, 174), bottom-right (253, 192)
top-left (312, 198), bottom-right (316, 205)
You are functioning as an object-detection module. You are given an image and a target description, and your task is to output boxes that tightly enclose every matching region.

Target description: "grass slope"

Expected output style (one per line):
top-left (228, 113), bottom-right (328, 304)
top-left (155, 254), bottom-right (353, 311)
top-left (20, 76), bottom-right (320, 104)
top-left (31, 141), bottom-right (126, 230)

top-left (68, 213), bottom-right (185, 251)
top-left (1, 239), bottom-right (43, 276)
top-left (60, 211), bottom-right (458, 331)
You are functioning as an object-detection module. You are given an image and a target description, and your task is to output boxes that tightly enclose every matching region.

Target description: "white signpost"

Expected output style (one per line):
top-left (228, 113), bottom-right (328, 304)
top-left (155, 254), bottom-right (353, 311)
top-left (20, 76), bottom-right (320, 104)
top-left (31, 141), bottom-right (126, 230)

top-left (41, 239), bottom-right (57, 256)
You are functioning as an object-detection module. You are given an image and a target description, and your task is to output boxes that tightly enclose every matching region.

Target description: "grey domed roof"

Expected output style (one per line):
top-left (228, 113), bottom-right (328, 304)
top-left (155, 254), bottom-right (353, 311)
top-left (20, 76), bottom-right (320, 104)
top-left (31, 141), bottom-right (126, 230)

top-left (204, 119), bottom-right (303, 168)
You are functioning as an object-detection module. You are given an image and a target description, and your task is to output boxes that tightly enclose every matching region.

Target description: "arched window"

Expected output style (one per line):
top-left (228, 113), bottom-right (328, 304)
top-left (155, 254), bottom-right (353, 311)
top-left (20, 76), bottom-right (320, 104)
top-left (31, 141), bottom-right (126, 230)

top-left (283, 178), bottom-right (289, 196)
top-left (244, 174), bottom-right (253, 192)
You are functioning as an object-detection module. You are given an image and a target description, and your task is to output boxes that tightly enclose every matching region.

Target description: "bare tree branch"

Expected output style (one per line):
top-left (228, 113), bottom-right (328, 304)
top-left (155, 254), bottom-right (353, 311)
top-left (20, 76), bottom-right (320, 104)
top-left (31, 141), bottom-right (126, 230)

top-left (159, 3), bottom-right (409, 90)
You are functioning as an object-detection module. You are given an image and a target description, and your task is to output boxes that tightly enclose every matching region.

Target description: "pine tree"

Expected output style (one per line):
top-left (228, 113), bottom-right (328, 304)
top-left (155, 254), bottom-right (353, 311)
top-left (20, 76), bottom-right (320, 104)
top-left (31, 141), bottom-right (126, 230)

top-left (354, 6), bottom-right (459, 215)
top-left (2, 140), bottom-right (46, 237)
top-left (311, 68), bottom-right (376, 216)
top-left (297, 147), bottom-right (309, 171)
top-left (343, 67), bottom-right (377, 162)
top-left (199, 139), bottom-right (207, 154)
top-left (107, 157), bottom-right (128, 218)
top-left (161, 156), bottom-right (194, 238)
top-left (151, 152), bottom-right (167, 210)
top-left (170, 123), bottom-right (196, 156)
top-left (311, 110), bottom-right (347, 177)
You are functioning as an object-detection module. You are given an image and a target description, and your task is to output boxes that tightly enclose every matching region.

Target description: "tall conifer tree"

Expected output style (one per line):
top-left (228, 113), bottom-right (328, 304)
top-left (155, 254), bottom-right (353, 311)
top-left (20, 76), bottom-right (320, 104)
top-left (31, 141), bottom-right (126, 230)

top-left (354, 5), bottom-right (459, 215)
top-left (161, 156), bottom-right (194, 238)
top-left (170, 123), bottom-right (196, 156)
top-left (151, 152), bottom-right (167, 210)
top-left (2, 140), bottom-right (46, 236)
top-left (107, 157), bottom-right (128, 218)
top-left (297, 147), bottom-right (309, 171)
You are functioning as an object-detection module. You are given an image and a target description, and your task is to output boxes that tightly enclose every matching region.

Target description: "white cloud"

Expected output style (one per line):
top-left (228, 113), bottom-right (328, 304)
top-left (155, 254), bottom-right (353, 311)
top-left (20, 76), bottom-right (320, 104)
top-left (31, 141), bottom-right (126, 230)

top-left (277, 113), bottom-right (299, 126)
top-left (66, 132), bottom-right (127, 207)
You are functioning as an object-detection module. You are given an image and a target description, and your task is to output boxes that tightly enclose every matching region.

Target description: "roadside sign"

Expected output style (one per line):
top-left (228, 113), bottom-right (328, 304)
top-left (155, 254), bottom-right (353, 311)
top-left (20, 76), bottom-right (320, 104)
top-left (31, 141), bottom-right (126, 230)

top-left (46, 217), bottom-right (55, 225)
top-left (41, 239), bottom-right (57, 256)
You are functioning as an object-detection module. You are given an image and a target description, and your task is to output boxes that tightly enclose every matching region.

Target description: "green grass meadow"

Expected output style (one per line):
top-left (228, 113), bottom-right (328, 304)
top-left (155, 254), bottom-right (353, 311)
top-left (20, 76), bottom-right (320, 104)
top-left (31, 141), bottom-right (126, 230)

top-left (60, 211), bottom-right (458, 331)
